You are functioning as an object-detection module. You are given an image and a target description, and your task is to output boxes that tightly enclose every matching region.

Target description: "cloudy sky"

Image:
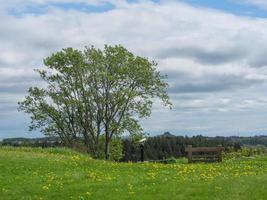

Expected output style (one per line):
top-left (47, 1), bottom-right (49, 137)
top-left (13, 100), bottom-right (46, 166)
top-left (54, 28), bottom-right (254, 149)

top-left (1, 0), bottom-right (267, 139)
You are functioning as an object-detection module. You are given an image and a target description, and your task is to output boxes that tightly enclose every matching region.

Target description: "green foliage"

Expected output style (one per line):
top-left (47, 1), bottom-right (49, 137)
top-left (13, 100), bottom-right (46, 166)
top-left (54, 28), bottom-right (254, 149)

top-left (18, 45), bottom-right (171, 159)
top-left (95, 136), bottom-right (123, 161)
top-left (223, 146), bottom-right (267, 160)
top-left (1, 147), bottom-right (267, 200)
top-left (110, 138), bottom-right (123, 161)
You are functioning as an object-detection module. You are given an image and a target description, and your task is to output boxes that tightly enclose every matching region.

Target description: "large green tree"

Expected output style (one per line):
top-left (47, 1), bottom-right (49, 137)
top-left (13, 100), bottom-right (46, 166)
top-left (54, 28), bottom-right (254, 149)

top-left (18, 45), bottom-right (171, 159)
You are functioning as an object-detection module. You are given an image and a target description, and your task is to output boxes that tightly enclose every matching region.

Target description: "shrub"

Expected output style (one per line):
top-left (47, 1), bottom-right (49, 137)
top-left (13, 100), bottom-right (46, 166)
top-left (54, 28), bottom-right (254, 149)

top-left (224, 145), bottom-right (266, 160)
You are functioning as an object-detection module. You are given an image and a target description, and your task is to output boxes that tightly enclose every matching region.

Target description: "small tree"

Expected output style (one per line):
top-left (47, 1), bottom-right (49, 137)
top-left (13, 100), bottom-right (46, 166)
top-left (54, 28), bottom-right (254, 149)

top-left (18, 45), bottom-right (171, 159)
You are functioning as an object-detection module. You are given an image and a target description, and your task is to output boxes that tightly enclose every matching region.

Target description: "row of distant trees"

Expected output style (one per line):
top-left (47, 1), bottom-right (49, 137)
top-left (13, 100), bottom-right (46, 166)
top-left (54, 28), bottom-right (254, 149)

top-left (0, 137), bottom-right (62, 148)
top-left (121, 133), bottom-right (267, 161)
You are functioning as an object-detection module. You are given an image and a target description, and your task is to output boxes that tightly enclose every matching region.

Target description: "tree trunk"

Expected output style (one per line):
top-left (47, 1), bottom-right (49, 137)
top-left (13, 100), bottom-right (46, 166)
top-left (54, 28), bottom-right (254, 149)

top-left (105, 134), bottom-right (110, 159)
top-left (94, 136), bottom-right (99, 158)
top-left (83, 132), bottom-right (91, 154)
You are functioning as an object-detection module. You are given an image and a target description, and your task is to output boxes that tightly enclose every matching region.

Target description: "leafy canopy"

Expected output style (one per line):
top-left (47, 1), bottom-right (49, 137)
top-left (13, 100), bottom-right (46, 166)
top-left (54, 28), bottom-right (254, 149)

top-left (18, 45), bottom-right (171, 157)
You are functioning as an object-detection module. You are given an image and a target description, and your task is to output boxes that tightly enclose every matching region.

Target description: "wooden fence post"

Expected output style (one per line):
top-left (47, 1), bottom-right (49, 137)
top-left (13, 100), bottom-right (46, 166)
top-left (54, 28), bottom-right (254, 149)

top-left (217, 145), bottom-right (223, 162)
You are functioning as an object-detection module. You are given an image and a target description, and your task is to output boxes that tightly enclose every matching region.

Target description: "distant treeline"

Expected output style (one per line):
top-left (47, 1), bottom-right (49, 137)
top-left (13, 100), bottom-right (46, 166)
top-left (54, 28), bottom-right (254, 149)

top-left (122, 133), bottom-right (267, 162)
top-left (1, 133), bottom-right (267, 162)
top-left (0, 137), bottom-right (62, 148)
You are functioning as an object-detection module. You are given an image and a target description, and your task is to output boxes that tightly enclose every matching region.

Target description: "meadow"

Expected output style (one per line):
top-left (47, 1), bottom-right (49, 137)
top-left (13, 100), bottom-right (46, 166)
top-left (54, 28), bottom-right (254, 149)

top-left (0, 147), bottom-right (267, 200)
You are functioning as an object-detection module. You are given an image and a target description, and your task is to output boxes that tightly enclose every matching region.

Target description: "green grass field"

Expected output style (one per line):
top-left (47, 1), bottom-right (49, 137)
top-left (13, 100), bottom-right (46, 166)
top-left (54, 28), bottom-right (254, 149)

top-left (0, 147), bottom-right (267, 200)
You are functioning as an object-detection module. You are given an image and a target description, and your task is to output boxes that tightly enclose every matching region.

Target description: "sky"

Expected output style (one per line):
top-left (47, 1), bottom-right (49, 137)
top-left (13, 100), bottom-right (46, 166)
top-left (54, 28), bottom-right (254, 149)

top-left (1, 0), bottom-right (267, 139)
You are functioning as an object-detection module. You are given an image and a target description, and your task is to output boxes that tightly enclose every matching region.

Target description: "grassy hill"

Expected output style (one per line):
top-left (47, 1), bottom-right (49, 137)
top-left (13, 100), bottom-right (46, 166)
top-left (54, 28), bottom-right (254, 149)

top-left (0, 147), bottom-right (267, 200)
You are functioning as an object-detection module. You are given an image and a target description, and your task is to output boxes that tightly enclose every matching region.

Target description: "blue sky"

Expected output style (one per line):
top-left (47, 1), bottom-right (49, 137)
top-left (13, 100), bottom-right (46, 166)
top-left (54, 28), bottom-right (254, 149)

top-left (8, 2), bottom-right (115, 16)
top-left (181, 0), bottom-right (267, 18)
top-left (6, 0), bottom-right (267, 18)
top-left (1, 0), bottom-right (267, 139)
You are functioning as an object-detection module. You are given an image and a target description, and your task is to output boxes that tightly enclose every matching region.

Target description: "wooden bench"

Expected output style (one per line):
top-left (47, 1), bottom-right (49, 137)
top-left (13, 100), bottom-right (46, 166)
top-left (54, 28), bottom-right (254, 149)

top-left (185, 145), bottom-right (225, 163)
